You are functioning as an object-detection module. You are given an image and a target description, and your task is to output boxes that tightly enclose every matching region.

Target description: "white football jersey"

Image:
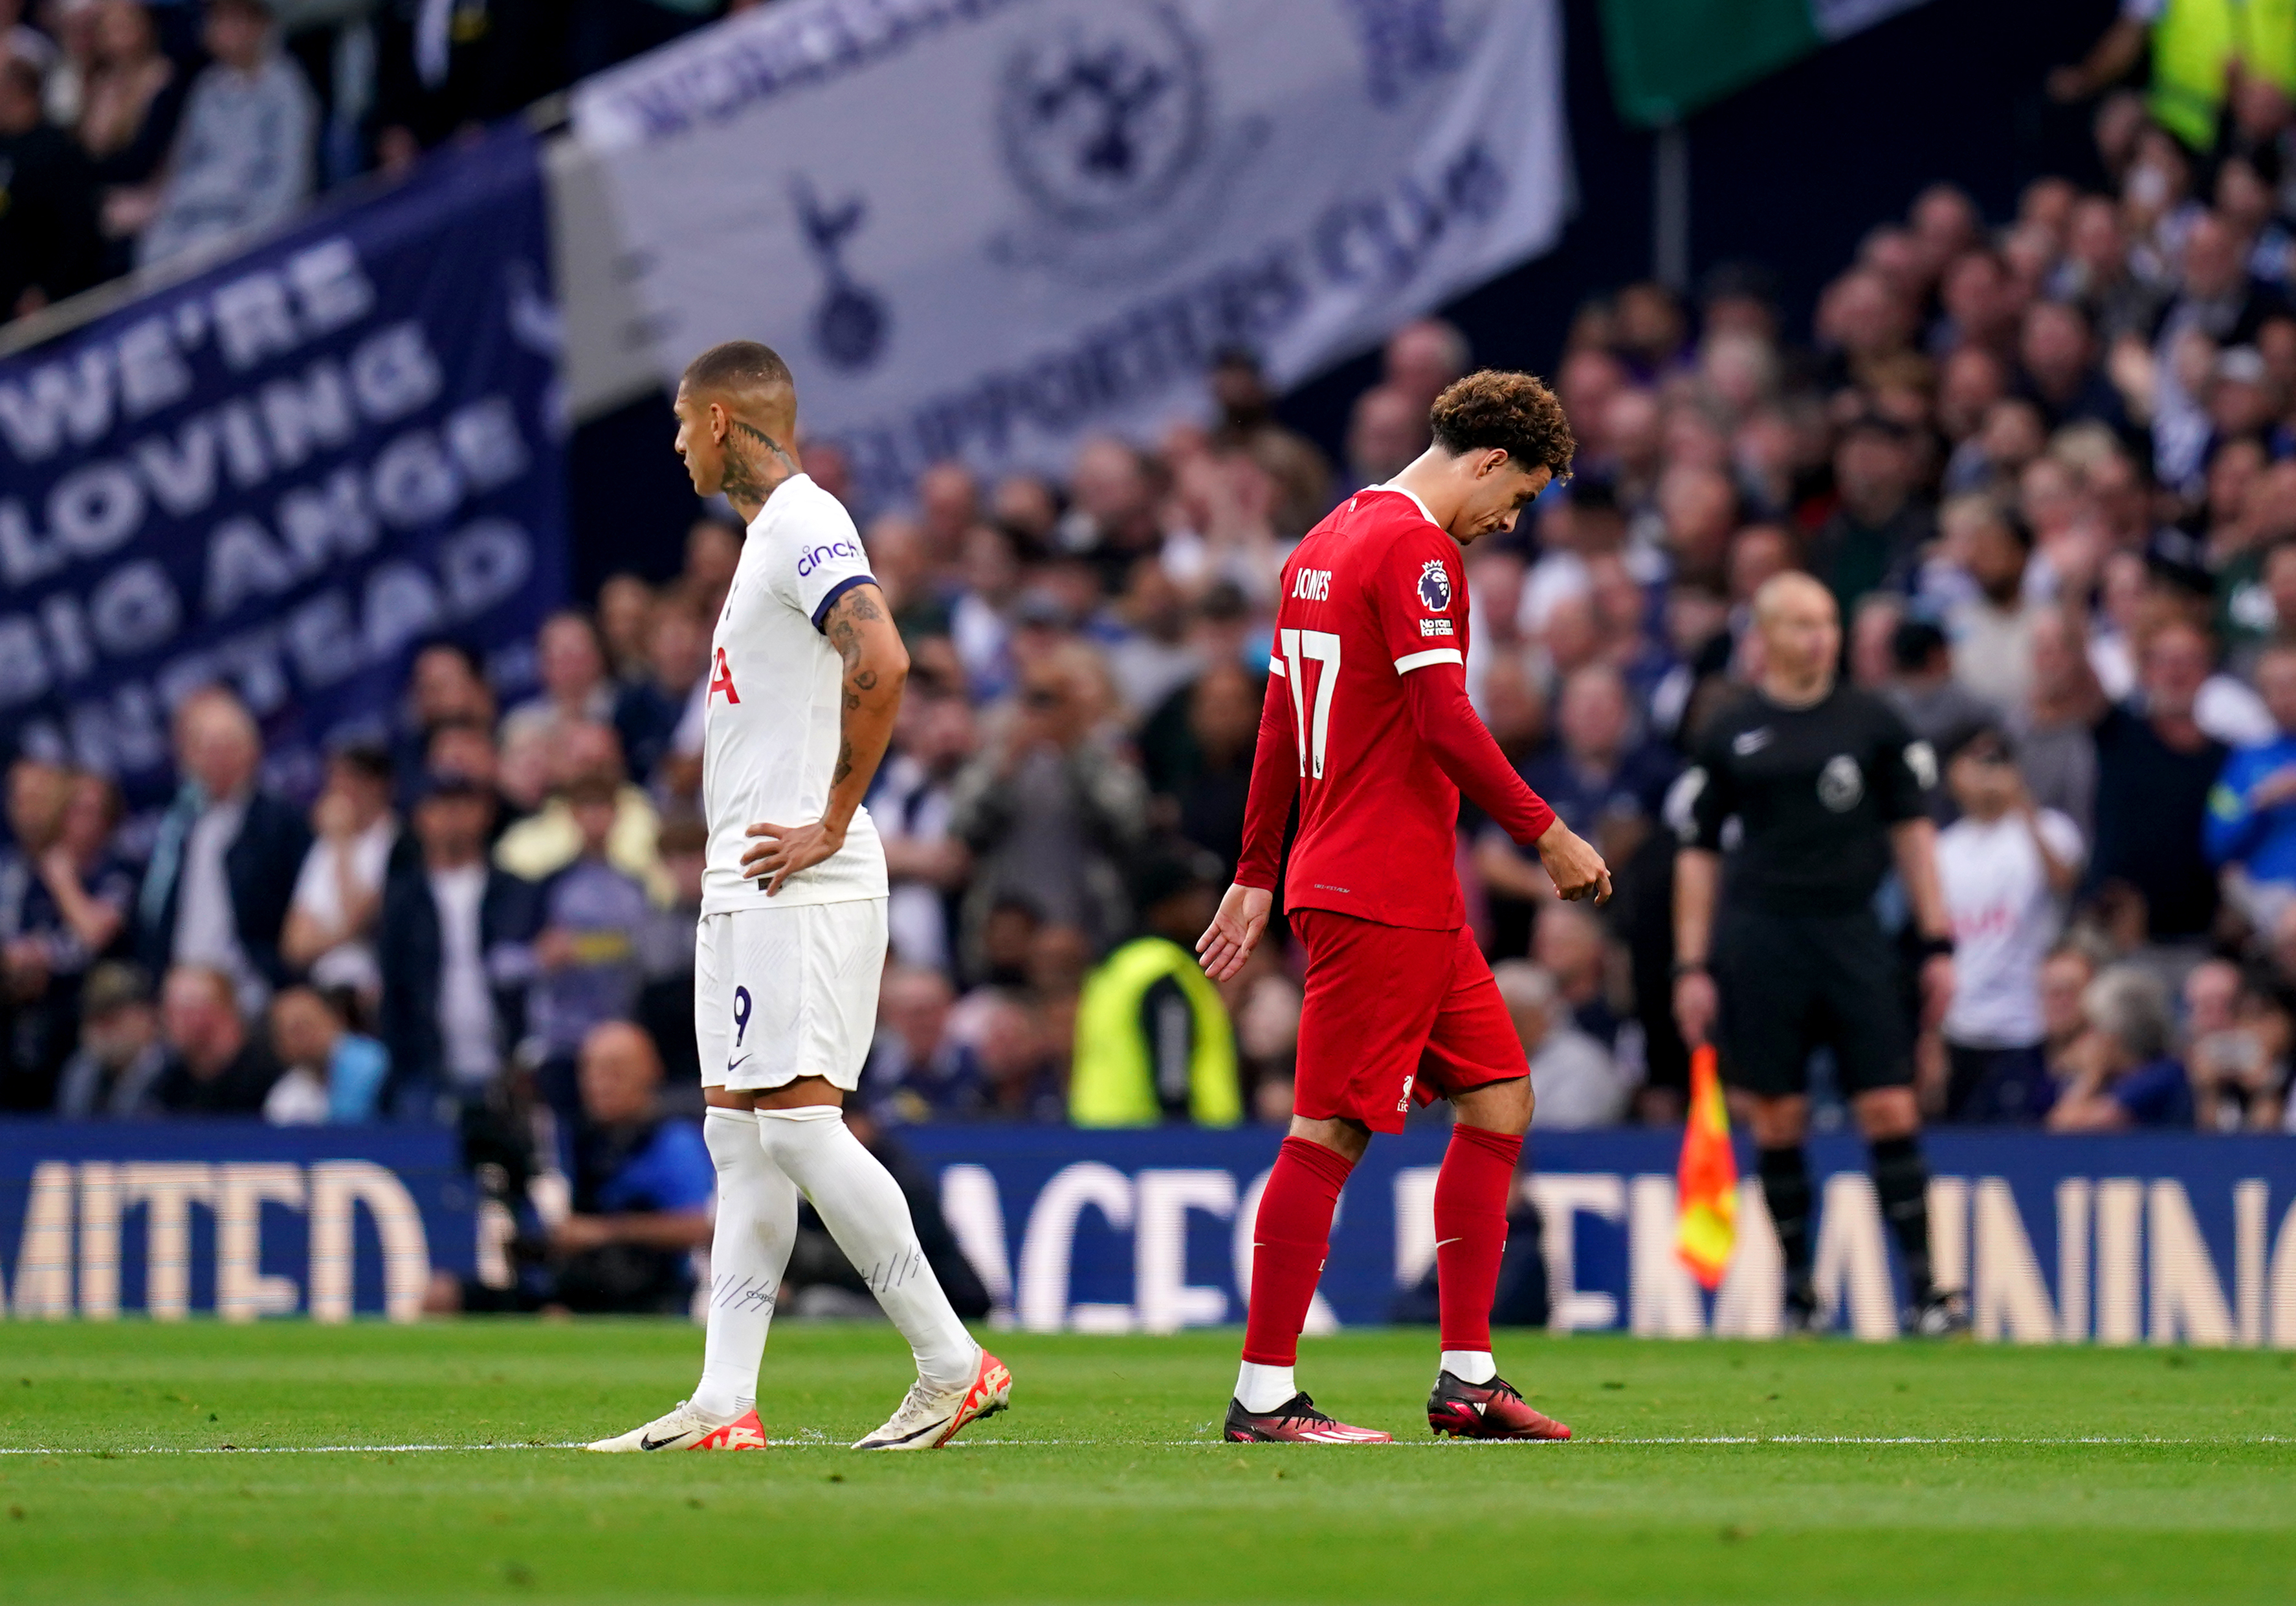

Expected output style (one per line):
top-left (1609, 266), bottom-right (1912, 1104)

top-left (700, 474), bottom-right (888, 915)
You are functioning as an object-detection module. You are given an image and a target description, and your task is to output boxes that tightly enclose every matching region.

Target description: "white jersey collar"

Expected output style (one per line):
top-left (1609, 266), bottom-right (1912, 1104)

top-left (744, 472), bottom-right (815, 535)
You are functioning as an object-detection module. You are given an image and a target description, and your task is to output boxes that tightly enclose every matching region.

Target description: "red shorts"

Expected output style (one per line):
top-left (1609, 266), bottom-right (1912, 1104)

top-left (1290, 909), bottom-right (1527, 1135)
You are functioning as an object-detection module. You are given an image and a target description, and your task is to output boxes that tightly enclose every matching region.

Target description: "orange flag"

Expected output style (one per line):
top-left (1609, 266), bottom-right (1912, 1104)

top-left (1675, 1043), bottom-right (1738, 1291)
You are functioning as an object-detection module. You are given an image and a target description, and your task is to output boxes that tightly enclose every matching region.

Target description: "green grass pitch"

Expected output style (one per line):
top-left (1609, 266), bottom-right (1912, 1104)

top-left (1, 1322), bottom-right (2291, 1603)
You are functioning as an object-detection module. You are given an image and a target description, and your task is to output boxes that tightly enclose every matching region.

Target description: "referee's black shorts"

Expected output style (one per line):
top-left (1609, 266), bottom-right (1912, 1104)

top-left (1714, 904), bottom-right (1912, 1099)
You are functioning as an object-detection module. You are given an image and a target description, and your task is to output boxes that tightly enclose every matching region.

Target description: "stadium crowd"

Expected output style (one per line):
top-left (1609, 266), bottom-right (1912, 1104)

top-left (12, 12), bottom-right (2296, 1185)
top-left (0, 0), bottom-right (763, 326)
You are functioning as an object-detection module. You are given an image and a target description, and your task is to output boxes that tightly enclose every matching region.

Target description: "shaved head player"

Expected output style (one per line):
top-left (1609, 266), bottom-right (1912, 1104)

top-left (1200, 370), bottom-right (1609, 1443)
top-left (1673, 571), bottom-right (1965, 1335)
top-left (589, 342), bottom-right (1010, 1454)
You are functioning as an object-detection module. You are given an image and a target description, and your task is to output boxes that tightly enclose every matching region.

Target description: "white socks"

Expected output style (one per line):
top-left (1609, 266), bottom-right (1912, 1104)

top-left (1235, 1361), bottom-right (1296, 1414)
top-left (757, 1106), bottom-right (978, 1390)
top-left (692, 1110), bottom-right (797, 1422)
top-left (1441, 1350), bottom-right (1496, 1385)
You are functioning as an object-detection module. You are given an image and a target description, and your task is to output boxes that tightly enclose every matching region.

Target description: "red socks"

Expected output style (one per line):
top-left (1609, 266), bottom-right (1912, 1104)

top-left (1240, 1137), bottom-right (1356, 1366)
top-left (1433, 1122), bottom-right (1523, 1353)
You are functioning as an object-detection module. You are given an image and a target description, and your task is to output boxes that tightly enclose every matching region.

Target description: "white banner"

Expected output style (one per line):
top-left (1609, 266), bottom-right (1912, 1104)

top-left (571, 0), bottom-right (1574, 506)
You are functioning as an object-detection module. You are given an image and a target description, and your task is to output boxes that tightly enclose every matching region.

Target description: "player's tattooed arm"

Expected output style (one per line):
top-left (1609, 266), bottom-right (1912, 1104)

top-left (742, 582), bottom-right (909, 895)
top-left (825, 586), bottom-right (887, 711)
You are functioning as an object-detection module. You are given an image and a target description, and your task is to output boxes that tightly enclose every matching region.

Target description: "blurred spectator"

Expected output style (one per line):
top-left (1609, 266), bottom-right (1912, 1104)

top-left (872, 642), bottom-right (975, 974)
top-left (1942, 497), bottom-right (2039, 715)
top-left (2181, 956), bottom-right (2290, 1130)
top-left (529, 775), bottom-right (650, 1117)
top-left (494, 721), bottom-right (667, 900)
top-left (2038, 941), bottom-right (2098, 1087)
top-left (2205, 641), bottom-right (2296, 927)
top-left (867, 963), bottom-right (982, 1122)
top-left (502, 611), bottom-right (617, 751)
top-left (1098, 556), bottom-right (1198, 719)
top-left (1494, 960), bottom-right (1635, 1129)
top-left (1613, 280), bottom-right (1692, 383)
top-left (426, 1015), bottom-right (711, 1323)
top-left (1883, 617), bottom-right (1995, 761)
top-left (1530, 900), bottom-right (1622, 1049)
top-left (394, 640), bottom-right (495, 792)
top-left (2016, 300), bottom-right (2128, 432)
top-left (1519, 665), bottom-right (1677, 859)
top-left (77, 0), bottom-right (188, 274)
top-left (949, 643), bottom-right (1147, 972)
top-left (2, 761), bottom-right (131, 1110)
top-left (2084, 621), bottom-right (2229, 947)
top-left (153, 962), bottom-right (280, 1115)
top-left (1059, 438), bottom-right (1163, 592)
top-left (595, 575), bottom-right (656, 686)
top-left (0, 41), bottom-right (101, 321)
top-left (1143, 657), bottom-right (1262, 876)
top-left (1936, 726), bottom-right (2084, 1123)
top-left (2011, 608), bottom-right (2101, 840)
top-left (2047, 965), bottom-right (2193, 1130)
top-left (1231, 962), bottom-right (1301, 1122)
top-left (539, 1021), bottom-right (714, 1314)
top-left (425, 719), bottom-right (516, 842)
top-left (51, 961), bottom-right (164, 1117)
top-left (379, 771), bottom-right (536, 1113)
top-left (1809, 413), bottom-right (1933, 618)
top-left (1382, 317), bottom-right (1470, 410)
top-left (962, 988), bottom-right (1063, 1122)
top-left (2048, 6), bottom-right (2218, 154)
top-left (136, 687), bottom-right (311, 1014)
top-left (2156, 211), bottom-right (2286, 362)
top-left (1209, 348), bottom-right (1332, 541)
top-left (262, 983), bottom-right (386, 1124)
top-left (681, 515), bottom-right (742, 616)
top-left (2048, 195), bottom-right (2158, 344)
top-left (1343, 385), bottom-right (1426, 496)
top-left (280, 743), bottom-right (395, 1006)
top-left (1070, 847), bottom-right (1240, 1128)
top-left (137, 0), bottom-right (315, 268)
top-left (634, 814), bottom-right (705, 1102)
top-left (613, 591), bottom-right (707, 785)
top-left (371, 0), bottom-right (512, 173)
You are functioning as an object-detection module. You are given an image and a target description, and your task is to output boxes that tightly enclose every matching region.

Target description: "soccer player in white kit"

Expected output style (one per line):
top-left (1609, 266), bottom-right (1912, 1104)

top-left (588, 341), bottom-right (1010, 1453)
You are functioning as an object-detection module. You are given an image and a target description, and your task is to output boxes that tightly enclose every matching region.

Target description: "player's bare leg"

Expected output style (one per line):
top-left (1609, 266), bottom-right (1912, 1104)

top-left (1424, 1076), bottom-right (1569, 1441)
top-left (1225, 1117), bottom-right (1391, 1444)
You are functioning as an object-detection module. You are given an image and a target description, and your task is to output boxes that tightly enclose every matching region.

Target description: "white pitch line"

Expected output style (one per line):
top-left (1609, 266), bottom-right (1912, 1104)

top-left (951, 1434), bottom-right (2272, 1449)
top-left (0, 1434), bottom-right (2279, 1456)
top-left (0, 1443), bottom-right (584, 1456)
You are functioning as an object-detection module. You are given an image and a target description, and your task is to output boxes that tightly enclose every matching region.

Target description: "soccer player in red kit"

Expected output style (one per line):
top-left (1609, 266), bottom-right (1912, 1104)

top-left (1199, 370), bottom-right (1610, 1444)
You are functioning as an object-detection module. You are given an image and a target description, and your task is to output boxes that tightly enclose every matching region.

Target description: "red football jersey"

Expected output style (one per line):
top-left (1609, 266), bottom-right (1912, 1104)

top-left (1255, 487), bottom-right (1484, 930)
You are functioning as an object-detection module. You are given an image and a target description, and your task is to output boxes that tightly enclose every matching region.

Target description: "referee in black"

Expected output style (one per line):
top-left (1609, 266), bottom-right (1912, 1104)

top-left (1672, 572), bottom-right (1965, 1333)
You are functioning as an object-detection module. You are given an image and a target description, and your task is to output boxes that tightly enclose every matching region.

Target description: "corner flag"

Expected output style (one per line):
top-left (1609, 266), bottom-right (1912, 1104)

top-left (1675, 1043), bottom-right (1737, 1289)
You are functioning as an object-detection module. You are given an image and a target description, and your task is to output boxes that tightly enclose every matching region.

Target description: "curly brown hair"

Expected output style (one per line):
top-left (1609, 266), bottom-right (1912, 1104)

top-left (1428, 370), bottom-right (1576, 480)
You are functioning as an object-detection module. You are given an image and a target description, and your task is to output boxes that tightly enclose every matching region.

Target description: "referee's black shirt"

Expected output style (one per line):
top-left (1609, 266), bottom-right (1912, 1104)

top-left (1680, 685), bottom-right (1934, 917)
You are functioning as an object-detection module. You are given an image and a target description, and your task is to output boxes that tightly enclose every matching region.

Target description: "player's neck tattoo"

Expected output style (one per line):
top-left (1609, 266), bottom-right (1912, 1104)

top-left (733, 418), bottom-right (800, 474)
top-left (718, 418), bottom-right (800, 515)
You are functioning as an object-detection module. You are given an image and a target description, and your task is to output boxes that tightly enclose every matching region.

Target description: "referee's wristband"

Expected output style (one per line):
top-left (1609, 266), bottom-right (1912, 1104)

top-left (1915, 935), bottom-right (1956, 963)
top-left (1672, 960), bottom-right (1709, 979)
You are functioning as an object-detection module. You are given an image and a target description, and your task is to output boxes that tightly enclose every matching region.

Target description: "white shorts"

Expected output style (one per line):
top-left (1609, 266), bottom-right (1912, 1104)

top-left (695, 899), bottom-right (887, 1091)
